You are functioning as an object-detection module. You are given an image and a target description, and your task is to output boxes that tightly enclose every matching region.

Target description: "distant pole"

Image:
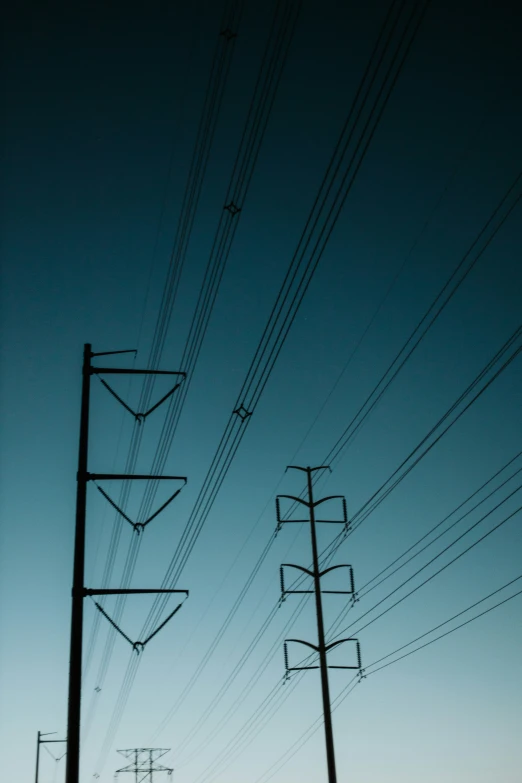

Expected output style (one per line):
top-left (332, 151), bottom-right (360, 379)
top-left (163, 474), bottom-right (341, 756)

top-left (277, 466), bottom-right (361, 783)
top-left (35, 732), bottom-right (66, 783)
top-left (115, 748), bottom-right (173, 781)
top-left (35, 731), bottom-right (40, 783)
top-left (65, 342), bottom-right (92, 783)
top-left (306, 468), bottom-right (337, 783)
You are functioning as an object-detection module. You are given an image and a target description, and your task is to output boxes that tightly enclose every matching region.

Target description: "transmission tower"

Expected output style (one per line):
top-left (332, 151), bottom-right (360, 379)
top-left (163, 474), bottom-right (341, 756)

top-left (66, 344), bottom-right (189, 783)
top-left (277, 466), bottom-right (362, 783)
top-left (115, 749), bottom-right (173, 782)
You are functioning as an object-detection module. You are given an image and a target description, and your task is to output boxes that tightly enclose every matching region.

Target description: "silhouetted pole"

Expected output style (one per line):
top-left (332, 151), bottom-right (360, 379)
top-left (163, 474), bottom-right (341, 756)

top-left (35, 731), bottom-right (40, 783)
top-left (65, 345), bottom-right (188, 783)
top-left (66, 343), bottom-right (91, 783)
top-left (306, 468), bottom-right (337, 783)
top-left (278, 467), bottom-right (361, 783)
top-left (35, 731), bottom-right (66, 783)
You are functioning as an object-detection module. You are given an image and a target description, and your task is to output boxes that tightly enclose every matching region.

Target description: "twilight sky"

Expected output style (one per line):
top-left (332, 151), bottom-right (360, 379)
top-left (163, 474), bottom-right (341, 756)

top-left (1, 1), bottom-right (521, 782)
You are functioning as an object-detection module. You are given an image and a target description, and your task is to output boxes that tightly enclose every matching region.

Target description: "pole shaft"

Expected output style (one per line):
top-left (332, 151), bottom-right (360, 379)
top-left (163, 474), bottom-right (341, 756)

top-left (35, 731), bottom-right (40, 783)
top-left (65, 343), bottom-right (92, 783)
top-left (307, 468), bottom-right (337, 783)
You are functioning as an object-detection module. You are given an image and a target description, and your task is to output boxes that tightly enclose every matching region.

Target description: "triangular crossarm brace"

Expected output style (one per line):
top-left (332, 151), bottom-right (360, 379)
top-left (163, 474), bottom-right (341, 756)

top-left (91, 474), bottom-right (187, 534)
top-left (91, 364), bottom-right (186, 423)
top-left (280, 563), bottom-right (355, 599)
top-left (284, 637), bottom-right (362, 673)
top-left (275, 494), bottom-right (348, 531)
top-left (86, 588), bottom-right (189, 655)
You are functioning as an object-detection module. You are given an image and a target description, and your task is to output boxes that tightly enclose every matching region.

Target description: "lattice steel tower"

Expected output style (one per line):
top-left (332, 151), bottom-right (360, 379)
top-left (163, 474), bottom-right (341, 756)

top-left (115, 749), bottom-right (173, 782)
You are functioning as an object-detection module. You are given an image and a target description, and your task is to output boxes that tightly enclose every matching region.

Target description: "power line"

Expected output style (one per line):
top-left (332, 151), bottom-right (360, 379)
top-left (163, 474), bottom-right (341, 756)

top-left (252, 579), bottom-right (522, 783)
top-left (335, 501), bottom-right (522, 641)
top-left (139, 0), bottom-right (431, 668)
top-left (176, 449), bottom-right (522, 771)
top-left (366, 574), bottom-right (522, 674)
top-left (358, 449), bottom-right (522, 594)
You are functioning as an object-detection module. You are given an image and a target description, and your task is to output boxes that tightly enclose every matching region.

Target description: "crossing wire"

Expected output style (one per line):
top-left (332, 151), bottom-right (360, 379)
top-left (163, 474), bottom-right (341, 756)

top-left (137, 0), bottom-right (303, 528)
top-left (148, 76), bottom-right (513, 744)
top-left (143, 0), bottom-right (434, 748)
top-left (358, 449), bottom-right (522, 595)
top-left (336, 501), bottom-right (522, 642)
top-left (184, 474), bottom-right (520, 778)
top-left (253, 581), bottom-right (522, 783)
top-left (88, 0), bottom-right (243, 774)
top-left (91, 0), bottom-right (297, 760)
top-left (139, 0), bottom-right (431, 651)
top-left (173, 383), bottom-right (522, 771)
top-left (186, 477), bottom-right (522, 781)
top-left (153, 295), bottom-right (522, 761)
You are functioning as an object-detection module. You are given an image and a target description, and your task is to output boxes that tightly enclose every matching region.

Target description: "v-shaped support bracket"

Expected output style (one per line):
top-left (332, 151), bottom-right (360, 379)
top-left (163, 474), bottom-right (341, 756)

top-left (96, 375), bottom-right (185, 423)
top-left (94, 478), bottom-right (186, 534)
top-left (92, 598), bottom-right (185, 655)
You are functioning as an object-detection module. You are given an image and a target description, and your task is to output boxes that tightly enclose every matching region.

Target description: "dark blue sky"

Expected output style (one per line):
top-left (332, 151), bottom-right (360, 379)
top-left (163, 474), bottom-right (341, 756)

top-left (1, 1), bottom-right (521, 782)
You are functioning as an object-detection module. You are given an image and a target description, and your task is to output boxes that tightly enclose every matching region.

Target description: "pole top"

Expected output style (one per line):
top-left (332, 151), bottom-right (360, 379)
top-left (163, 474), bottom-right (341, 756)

top-left (285, 465), bottom-right (331, 474)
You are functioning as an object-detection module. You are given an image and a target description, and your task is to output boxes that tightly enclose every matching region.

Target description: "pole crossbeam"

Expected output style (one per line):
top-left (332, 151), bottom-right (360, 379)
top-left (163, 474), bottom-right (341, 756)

top-left (277, 466), bottom-right (362, 783)
top-left (65, 344), bottom-right (188, 783)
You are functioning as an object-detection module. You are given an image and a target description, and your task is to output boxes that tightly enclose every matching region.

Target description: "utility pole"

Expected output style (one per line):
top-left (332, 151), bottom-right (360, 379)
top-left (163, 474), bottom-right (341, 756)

top-left (277, 466), bottom-right (362, 783)
top-left (35, 731), bottom-right (66, 783)
top-left (115, 748), bottom-right (173, 782)
top-left (66, 344), bottom-right (189, 783)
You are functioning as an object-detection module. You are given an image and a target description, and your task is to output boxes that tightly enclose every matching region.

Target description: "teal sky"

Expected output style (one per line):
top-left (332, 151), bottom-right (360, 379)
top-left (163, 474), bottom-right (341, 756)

top-left (1, 1), bottom-right (521, 782)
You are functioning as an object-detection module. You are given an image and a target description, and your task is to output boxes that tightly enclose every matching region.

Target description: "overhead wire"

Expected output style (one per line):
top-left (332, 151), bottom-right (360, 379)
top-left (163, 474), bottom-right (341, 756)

top-left (358, 449), bottom-right (522, 595)
top-left (89, 1), bottom-right (244, 773)
top-left (334, 500), bottom-right (522, 642)
top-left (99, 0), bottom-right (303, 751)
top-left (94, 0), bottom-right (520, 772)
top-left (365, 573), bottom-right (522, 674)
top-left (144, 0), bottom-right (433, 748)
top-left (148, 70), bottom-right (514, 746)
top-left (323, 171), bottom-right (522, 470)
top-left (252, 578), bottom-right (522, 783)
top-left (137, 0), bottom-right (303, 530)
top-left (139, 0), bottom-right (431, 659)
top-left (173, 378), bottom-right (522, 772)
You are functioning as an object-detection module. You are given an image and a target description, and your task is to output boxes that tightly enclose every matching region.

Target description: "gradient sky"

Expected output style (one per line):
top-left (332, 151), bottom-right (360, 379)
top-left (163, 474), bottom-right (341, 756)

top-left (1, 1), bottom-right (521, 782)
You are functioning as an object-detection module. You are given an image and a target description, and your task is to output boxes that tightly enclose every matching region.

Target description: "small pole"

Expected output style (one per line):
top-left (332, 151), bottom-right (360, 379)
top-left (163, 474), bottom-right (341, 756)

top-left (35, 731), bottom-right (40, 783)
top-left (65, 343), bottom-right (92, 783)
top-left (306, 468), bottom-right (338, 783)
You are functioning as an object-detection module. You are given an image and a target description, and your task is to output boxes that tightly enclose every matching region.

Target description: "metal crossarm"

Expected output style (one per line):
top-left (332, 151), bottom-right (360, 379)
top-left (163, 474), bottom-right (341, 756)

top-left (284, 637), bottom-right (362, 672)
top-left (280, 563), bottom-right (355, 598)
top-left (94, 482), bottom-right (185, 533)
top-left (276, 494), bottom-right (348, 526)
